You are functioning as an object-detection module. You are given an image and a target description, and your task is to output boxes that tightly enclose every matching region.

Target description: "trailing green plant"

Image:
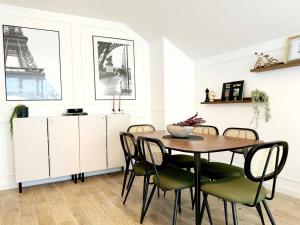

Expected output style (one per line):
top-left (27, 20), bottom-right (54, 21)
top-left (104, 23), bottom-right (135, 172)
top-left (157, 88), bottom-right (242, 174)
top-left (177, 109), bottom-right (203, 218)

top-left (9, 104), bottom-right (28, 136)
top-left (250, 89), bottom-right (271, 129)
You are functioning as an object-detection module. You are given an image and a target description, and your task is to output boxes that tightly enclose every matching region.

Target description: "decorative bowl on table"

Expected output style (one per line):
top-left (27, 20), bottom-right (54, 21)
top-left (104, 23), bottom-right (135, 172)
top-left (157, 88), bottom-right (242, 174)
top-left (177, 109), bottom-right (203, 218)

top-left (167, 125), bottom-right (194, 138)
top-left (167, 113), bottom-right (206, 138)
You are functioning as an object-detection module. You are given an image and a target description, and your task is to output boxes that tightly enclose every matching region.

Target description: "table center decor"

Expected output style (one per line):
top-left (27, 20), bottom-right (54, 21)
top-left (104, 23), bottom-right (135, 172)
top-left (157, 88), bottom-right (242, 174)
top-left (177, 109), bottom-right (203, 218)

top-left (166, 113), bottom-right (205, 138)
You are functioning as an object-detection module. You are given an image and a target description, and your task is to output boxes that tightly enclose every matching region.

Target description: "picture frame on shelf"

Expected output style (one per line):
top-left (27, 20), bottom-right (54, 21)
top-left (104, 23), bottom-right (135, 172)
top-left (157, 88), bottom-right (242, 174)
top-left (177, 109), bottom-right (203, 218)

top-left (221, 82), bottom-right (232, 101)
top-left (286, 34), bottom-right (300, 62)
top-left (231, 80), bottom-right (244, 101)
top-left (221, 80), bottom-right (244, 101)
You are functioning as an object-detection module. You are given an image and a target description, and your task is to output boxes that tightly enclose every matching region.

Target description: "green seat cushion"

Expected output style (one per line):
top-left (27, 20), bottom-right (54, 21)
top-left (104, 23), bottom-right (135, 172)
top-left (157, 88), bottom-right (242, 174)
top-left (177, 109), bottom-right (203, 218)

top-left (167, 154), bottom-right (208, 169)
top-left (153, 167), bottom-right (209, 191)
top-left (133, 161), bottom-right (155, 176)
top-left (201, 177), bottom-right (267, 205)
top-left (203, 162), bottom-right (244, 179)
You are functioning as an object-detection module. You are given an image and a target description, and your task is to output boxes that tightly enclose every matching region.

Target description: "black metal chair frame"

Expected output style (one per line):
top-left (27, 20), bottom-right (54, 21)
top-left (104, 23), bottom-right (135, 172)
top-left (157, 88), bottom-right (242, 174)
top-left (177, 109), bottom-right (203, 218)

top-left (200, 141), bottom-right (288, 225)
top-left (137, 136), bottom-right (214, 225)
top-left (223, 127), bottom-right (259, 165)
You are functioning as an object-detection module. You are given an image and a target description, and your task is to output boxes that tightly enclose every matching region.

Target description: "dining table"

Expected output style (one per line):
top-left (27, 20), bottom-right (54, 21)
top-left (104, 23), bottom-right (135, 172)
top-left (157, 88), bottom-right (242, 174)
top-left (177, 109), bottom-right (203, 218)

top-left (133, 130), bottom-right (262, 225)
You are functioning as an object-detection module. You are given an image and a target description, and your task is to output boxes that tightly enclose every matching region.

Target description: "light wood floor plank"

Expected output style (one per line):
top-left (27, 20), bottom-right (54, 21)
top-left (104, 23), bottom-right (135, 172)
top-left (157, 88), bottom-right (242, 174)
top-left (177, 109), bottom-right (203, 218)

top-left (0, 172), bottom-right (299, 225)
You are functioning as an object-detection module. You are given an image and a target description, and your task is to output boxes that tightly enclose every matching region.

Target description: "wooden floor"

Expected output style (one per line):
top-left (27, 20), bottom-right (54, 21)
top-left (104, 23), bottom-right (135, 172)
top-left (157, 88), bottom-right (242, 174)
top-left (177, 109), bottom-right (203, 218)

top-left (0, 172), bottom-right (299, 225)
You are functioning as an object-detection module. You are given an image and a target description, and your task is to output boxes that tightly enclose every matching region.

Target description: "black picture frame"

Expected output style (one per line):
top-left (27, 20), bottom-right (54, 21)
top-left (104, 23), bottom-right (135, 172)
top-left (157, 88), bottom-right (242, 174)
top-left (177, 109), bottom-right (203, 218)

top-left (2, 24), bottom-right (62, 101)
top-left (221, 80), bottom-right (244, 101)
top-left (221, 82), bottom-right (232, 101)
top-left (92, 35), bottom-right (136, 100)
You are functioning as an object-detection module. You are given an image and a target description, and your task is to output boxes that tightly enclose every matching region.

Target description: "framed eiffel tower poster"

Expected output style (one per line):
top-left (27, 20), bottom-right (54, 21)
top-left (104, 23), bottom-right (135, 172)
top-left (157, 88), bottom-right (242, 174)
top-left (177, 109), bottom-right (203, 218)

top-left (2, 25), bottom-right (62, 101)
top-left (92, 36), bottom-right (136, 100)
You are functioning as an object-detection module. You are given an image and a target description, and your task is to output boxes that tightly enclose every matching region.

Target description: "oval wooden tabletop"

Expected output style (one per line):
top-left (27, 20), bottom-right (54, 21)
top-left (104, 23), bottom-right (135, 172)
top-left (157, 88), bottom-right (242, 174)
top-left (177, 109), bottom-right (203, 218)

top-left (133, 130), bottom-right (263, 153)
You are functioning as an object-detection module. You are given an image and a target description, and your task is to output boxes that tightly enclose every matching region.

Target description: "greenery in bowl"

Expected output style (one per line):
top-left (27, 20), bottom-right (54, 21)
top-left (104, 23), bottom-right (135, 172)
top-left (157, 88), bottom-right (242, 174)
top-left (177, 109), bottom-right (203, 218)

top-left (251, 89), bottom-right (271, 129)
top-left (9, 104), bottom-right (29, 136)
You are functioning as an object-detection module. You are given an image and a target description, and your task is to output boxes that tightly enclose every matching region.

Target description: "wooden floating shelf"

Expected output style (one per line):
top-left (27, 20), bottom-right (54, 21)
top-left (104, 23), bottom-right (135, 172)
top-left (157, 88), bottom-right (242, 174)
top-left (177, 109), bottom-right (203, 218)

top-left (201, 97), bottom-right (252, 104)
top-left (250, 60), bottom-right (300, 73)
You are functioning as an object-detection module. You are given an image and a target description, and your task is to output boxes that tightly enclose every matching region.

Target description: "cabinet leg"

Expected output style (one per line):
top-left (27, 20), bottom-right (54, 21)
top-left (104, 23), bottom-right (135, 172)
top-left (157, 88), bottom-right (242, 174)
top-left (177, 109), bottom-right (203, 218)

top-left (18, 183), bottom-right (22, 193)
top-left (74, 174), bottom-right (77, 184)
top-left (81, 173), bottom-right (85, 182)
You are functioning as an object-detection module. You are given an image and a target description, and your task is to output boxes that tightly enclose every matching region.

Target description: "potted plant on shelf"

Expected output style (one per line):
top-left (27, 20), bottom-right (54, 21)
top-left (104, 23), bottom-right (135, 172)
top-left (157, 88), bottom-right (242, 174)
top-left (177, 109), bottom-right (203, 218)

top-left (9, 104), bottom-right (29, 136)
top-left (251, 89), bottom-right (271, 129)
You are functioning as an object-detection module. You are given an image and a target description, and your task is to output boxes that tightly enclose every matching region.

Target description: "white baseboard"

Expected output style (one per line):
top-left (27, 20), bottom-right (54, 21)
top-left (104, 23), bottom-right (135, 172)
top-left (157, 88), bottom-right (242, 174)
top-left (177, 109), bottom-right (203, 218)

top-left (0, 167), bottom-right (122, 191)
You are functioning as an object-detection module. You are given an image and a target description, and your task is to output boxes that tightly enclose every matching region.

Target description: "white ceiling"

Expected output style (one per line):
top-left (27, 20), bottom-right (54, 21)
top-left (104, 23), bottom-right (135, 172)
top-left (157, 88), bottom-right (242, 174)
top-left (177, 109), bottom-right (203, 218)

top-left (0, 0), bottom-right (300, 60)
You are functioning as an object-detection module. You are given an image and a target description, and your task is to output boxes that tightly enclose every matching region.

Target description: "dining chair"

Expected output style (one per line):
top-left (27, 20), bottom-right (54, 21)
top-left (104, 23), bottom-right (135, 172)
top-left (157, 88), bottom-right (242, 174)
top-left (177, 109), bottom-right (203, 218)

top-left (224, 127), bottom-right (259, 164)
top-left (203, 127), bottom-right (259, 180)
top-left (200, 141), bottom-right (288, 225)
top-left (121, 124), bottom-right (155, 196)
top-left (137, 136), bottom-right (213, 225)
top-left (120, 132), bottom-right (155, 210)
top-left (166, 125), bottom-right (219, 205)
top-left (127, 124), bottom-right (156, 133)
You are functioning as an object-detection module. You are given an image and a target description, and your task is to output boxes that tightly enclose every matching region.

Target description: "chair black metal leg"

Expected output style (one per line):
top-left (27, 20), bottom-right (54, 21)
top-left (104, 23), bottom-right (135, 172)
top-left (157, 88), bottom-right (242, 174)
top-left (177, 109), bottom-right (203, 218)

top-left (187, 168), bottom-right (194, 209)
top-left (157, 188), bottom-right (160, 199)
top-left (224, 201), bottom-right (228, 225)
top-left (123, 173), bottom-right (135, 205)
top-left (205, 198), bottom-right (214, 225)
top-left (140, 185), bottom-right (157, 224)
top-left (121, 160), bottom-right (130, 196)
top-left (140, 176), bottom-right (149, 223)
top-left (199, 193), bottom-right (208, 224)
top-left (256, 203), bottom-right (266, 225)
top-left (164, 191), bottom-right (167, 197)
top-left (230, 152), bottom-right (235, 165)
top-left (231, 202), bottom-right (238, 225)
top-left (172, 190), bottom-right (180, 225)
top-left (262, 200), bottom-right (276, 225)
top-left (178, 190), bottom-right (182, 213)
top-left (126, 170), bottom-right (134, 190)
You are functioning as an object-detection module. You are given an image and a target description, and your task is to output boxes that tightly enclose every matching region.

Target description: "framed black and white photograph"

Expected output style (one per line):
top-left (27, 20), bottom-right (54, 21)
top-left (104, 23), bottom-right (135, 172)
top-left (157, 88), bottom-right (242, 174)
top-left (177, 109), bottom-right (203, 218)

top-left (92, 36), bottom-right (136, 100)
top-left (221, 82), bottom-right (232, 101)
top-left (286, 35), bottom-right (300, 62)
top-left (221, 80), bottom-right (244, 101)
top-left (3, 25), bottom-right (62, 101)
top-left (231, 80), bottom-right (244, 101)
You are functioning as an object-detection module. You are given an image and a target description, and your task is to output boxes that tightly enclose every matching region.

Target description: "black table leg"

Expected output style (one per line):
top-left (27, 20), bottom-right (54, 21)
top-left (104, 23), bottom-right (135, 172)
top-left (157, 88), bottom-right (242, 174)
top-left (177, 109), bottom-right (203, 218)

top-left (194, 153), bottom-right (202, 225)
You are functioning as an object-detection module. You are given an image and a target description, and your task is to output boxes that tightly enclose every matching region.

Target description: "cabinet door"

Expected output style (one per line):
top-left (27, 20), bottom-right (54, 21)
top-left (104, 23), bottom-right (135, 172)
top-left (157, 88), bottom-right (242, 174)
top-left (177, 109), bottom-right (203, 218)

top-left (48, 117), bottom-right (80, 178)
top-left (107, 114), bottom-right (130, 168)
top-left (79, 115), bottom-right (106, 173)
top-left (13, 118), bottom-right (49, 183)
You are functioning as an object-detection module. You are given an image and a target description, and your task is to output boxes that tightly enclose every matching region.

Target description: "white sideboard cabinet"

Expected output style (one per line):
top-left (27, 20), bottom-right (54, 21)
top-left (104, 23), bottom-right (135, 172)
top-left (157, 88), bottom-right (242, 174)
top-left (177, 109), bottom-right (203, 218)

top-left (13, 117), bottom-right (49, 185)
top-left (48, 116), bottom-right (80, 178)
top-left (13, 114), bottom-right (130, 192)
top-left (79, 115), bottom-right (107, 173)
top-left (107, 114), bottom-right (130, 168)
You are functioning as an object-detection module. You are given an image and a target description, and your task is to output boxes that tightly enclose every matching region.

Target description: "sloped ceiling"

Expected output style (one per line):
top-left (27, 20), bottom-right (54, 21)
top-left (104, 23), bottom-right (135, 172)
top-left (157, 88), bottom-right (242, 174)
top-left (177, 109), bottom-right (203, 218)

top-left (0, 0), bottom-right (299, 60)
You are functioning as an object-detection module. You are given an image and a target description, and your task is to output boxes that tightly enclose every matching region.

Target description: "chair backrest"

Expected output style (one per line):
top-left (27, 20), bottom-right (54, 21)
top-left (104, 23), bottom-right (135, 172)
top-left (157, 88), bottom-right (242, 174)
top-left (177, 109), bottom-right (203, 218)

top-left (223, 127), bottom-right (259, 140)
top-left (127, 124), bottom-right (156, 133)
top-left (137, 136), bottom-right (166, 188)
top-left (244, 141), bottom-right (288, 205)
top-left (120, 132), bottom-right (138, 164)
top-left (193, 125), bottom-right (219, 136)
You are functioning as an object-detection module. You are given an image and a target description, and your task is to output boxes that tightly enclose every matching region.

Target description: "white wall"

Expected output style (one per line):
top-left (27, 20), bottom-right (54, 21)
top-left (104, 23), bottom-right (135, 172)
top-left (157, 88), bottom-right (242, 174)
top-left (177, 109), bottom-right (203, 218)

top-left (149, 38), bottom-right (196, 128)
top-left (163, 38), bottom-right (195, 125)
top-left (150, 39), bottom-right (165, 129)
top-left (0, 4), bottom-right (151, 190)
top-left (196, 37), bottom-right (300, 198)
